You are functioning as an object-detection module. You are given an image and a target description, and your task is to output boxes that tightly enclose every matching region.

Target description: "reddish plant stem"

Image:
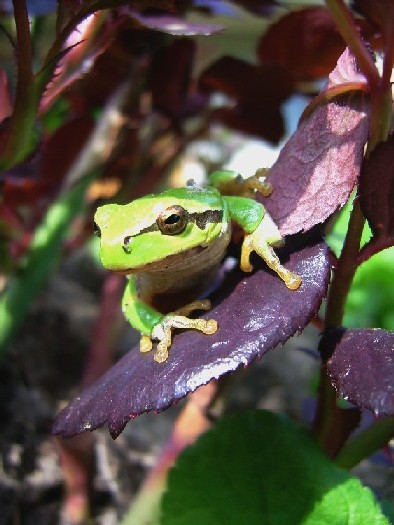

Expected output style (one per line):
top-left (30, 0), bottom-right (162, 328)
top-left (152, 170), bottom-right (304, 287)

top-left (381, 6), bottom-right (394, 88)
top-left (82, 273), bottom-right (124, 388)
top-left (0, 0), bottom-right (36, 168)
top-left (326, 198), bottom-right (365, 329)
top-left (55, 433), bottom-right (94, 524)
top-left (120, 382), bottom-right (217, 524)
top-left (325, 0), bottom-right (380, 89)
top-left (314, 199), bottom-right (365, 453)
top-left (368, 85), bottom-right (393, 152)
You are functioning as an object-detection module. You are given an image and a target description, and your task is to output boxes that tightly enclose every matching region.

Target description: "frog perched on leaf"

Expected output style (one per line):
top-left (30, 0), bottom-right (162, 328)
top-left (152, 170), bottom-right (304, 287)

top-left (93, 169), bottom-right (302, 363)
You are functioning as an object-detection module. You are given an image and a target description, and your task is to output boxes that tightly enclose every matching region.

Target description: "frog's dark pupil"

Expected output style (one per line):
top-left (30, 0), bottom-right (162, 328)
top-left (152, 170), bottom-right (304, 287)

top-left (93, 221), bottom-right (101, 238)
top-left (157, 205), bottom-right (187, 235)
top-left (165, 214), bottom-right (180, 225)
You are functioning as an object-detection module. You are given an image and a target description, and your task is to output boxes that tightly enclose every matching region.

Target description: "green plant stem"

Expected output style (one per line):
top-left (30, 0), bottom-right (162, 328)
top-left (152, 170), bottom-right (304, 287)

top-left (0, 77), bottom-right (132, 355)
top-left (325, 0), bottom-right (380, 89)
top-left (0, 175), bottom-right (94, 355)
top-left (0, 0), bottom-right (39, 168)
top-left (314, 199), bottom-right (365, 452)
top-left (335, 417), bottom-right (394, 469)
top-left (368, 86), bottom-right (392, 152)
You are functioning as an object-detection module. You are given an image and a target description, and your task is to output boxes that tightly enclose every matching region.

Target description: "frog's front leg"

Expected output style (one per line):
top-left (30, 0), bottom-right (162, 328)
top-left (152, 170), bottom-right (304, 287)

top-left (151, 300), bottom-right (217, 363)
top-left (223, 196), bottom-right (302, 290)
top-left (209, 168), bottom-right (272, 198)
top-left (122, 278), bottom-right (217, 363)
top-left (241, 212), bottom-right (302, 290)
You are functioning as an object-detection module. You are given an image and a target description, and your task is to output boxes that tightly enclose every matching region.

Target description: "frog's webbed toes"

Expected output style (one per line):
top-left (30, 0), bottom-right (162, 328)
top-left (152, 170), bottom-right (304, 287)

top-left (152, 315), bottom-right (218, 363)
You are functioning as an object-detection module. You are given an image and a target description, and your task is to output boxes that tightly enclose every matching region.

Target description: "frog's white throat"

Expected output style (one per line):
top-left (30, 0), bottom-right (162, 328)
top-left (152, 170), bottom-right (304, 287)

top-left (134, 224), bottom-right (231, 297)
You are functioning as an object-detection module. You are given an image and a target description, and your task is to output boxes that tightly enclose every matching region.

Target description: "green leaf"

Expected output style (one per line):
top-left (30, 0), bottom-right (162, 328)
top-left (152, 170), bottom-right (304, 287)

top-left (160, 411), bottom-right (388, 525)
top-left (327, 196), bottom-right (394, 331)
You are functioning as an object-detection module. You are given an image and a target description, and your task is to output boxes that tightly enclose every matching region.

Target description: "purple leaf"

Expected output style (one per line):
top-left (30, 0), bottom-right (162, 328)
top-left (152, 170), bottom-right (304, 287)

top-left (262, 48), bottom-right (369, 236)
top-left (262, 96), bottom-right (369, 235)
top-left (129, 10), bottom-right (223, 35)
top-left (359, 133), bottom-right (394, 259)
top-left (53, 240), bottom-right (330, 439)
top-left (151, 38), bottom-right (205, 121)
top-left (199, 56), bottom-right (294, 143)
top-left (322, 328), bottom-right (394, 416)
top-left (257, 7), bottom-right (345, 82)
top-left (327, 47), bottom-right (368, 86)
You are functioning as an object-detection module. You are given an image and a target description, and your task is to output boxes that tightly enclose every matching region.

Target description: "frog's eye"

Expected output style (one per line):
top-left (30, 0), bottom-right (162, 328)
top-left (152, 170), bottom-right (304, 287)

top-left (93, 221), bottom-right (101, 238)
top-left (157, 205), bottom-right (188, 235)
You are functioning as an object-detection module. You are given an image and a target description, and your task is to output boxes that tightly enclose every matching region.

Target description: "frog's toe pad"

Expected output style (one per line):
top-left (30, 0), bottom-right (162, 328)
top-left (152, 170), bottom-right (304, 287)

top-left (154, 346), bottom-right (169, 363)
top-left (284, 272), bottom-right (302, 290)
top-left (140, 335), bottom-right (153, 353)
top-left (200, 319), bottom-right (218, 334)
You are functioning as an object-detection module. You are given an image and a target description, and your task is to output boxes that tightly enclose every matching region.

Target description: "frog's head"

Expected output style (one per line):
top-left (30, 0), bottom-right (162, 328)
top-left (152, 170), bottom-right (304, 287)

top-left (93, 187), bottom-right (227, 273)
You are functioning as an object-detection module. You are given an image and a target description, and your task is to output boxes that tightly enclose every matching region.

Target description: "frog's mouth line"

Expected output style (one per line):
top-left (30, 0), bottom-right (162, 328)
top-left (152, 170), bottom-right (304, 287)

top-left (116, 244), bottom-right (210, 276)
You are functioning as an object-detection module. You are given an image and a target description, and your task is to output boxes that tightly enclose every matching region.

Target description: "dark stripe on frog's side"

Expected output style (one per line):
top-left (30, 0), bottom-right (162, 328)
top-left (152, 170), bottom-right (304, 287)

top-left (135, 209), bottom-right (223, 236)
top-left (190, 209), bottom-right (223, 229)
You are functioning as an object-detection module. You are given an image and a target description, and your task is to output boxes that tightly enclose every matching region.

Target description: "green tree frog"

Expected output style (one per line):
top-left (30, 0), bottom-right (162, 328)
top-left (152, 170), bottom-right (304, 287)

top-left (93, 169), bottom-right (301, 363)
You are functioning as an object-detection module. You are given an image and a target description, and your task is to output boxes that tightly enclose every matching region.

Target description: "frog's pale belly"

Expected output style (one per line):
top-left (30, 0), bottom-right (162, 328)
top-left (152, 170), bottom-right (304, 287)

top-left (135, 224), bottom-right (231, 299)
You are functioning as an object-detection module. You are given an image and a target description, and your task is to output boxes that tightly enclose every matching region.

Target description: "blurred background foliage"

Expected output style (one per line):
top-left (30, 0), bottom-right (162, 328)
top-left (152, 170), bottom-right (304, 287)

top-left (328, 198), bottom-right (394, 331)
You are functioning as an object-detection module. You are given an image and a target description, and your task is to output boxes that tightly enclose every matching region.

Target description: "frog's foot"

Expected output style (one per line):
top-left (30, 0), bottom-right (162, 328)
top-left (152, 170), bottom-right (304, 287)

top-left (139, 300), bottom-right (217, 363)
top-left (151, 311), bottom-right (218, 363)
top-left (240, 215), bottom-right (302, 290)
top-left (210, 169), bottom-right (272, 198)
top-left (246, 168), bottom-right (273, 197)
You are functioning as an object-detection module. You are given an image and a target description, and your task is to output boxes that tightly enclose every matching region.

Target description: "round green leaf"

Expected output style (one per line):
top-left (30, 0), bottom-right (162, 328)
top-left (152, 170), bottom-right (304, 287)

top-left (161, 411), bottom-right (388, 525)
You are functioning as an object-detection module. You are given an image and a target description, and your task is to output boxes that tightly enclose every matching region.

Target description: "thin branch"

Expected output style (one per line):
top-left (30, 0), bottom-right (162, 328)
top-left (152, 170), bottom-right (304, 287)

top-left (335, 417), bottom-right (394, 469)
top-left (325, 197), bottom-right (365, 329)
top-left (0, 0), bottom-right (37, 168)
top-left (313, 198), bottom-right (365, 451)
top-left (325, 0), bottom-right (380, 89)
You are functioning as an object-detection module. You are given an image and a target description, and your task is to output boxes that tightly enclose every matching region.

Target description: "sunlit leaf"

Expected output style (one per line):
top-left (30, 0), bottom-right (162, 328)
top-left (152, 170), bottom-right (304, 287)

top-left (161, 411), bottom-right (388, 525)
top-left (262, 49), bottom-right (369, 236)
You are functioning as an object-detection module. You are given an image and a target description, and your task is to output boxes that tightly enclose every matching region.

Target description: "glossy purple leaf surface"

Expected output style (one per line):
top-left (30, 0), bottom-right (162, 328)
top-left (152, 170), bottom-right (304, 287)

top-left (53, 241), bottom-right (330, 438)
top-left (323, 328), bottom-right (394, 416)
top-left (262, 48), bottom-right (369, 236)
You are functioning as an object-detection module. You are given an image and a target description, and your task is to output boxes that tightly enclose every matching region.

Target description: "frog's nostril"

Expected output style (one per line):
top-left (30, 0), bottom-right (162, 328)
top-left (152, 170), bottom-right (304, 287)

top-left (93, 221), bottom-right (101, 238)
top-left (123, 236), bottom-right (133, 254)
